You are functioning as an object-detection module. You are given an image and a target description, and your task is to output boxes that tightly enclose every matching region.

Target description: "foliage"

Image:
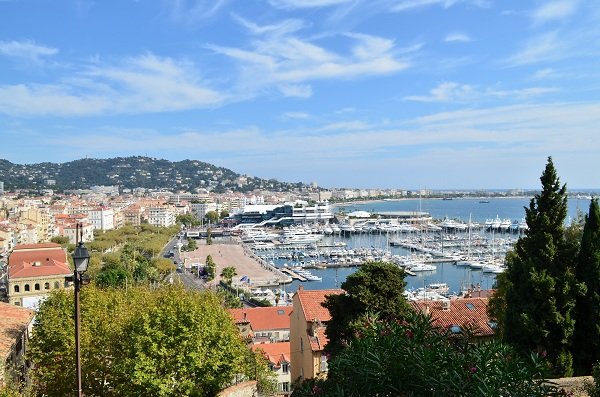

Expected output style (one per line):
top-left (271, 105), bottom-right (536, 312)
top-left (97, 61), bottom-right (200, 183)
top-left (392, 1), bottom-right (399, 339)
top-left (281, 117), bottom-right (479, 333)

top-left (574, 198), bottom-right (600, 374)
top-left (207, 228), bottom-right (213, 245)
top-left (50, 236), bottom-right (70, 245)
top-left (206, 255), bottom-right (216, 281)
top-left (292, 311), bottom-right (559, 397)
top-left (220, 210), bottom-right (230, 219)
top-left (489, 157), bottom-right (581, 377)
top-left (584, 362), bottom-right (600, 397)
top-left (176, 213), bottom-right (200, 227)
top-left (220, 266), bottom-right (237, 286)
top-left (322, 261), bottom-right (411, 356)
top-left (205, 211), bottom-right (219, 224)
top-left (187, 239), bottom-right (198, 251)
top-left (27, 284), bottom-right (271, 396)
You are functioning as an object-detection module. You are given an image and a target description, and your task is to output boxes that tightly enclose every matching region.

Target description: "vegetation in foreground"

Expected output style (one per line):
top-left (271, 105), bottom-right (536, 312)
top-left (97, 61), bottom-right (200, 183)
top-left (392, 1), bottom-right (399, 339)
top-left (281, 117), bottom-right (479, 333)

top-left (23, 284), bottom-right (274, 396)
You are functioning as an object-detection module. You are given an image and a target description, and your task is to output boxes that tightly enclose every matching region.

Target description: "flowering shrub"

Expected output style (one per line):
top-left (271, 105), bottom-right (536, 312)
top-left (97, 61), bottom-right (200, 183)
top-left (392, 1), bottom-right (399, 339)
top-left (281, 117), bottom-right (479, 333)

top-left (292, 311), bottom-right (560, 397)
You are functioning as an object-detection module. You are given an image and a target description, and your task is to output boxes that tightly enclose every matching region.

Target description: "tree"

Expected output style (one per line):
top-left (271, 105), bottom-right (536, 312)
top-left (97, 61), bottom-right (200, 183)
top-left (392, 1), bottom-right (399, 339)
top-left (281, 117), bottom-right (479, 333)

top-left (206, 255), bottom-right (216, 281)
top-left (205, 210), bottom-right (219, 225)
top-left (322, 261), bottom-right (411, 356)
top-left (291, 311), bottom-right (558, 397)
top-left (220, 266), bottom-right (237, 286)
top-left (574, 198), bottom-right (600, 374)
top-left (27, 284), bottom-right (273, 396)
top-left (50, 236), bottom-right (70, 245)
top-left (176, 213), bottom-right (200, 227)
top-left (489, 157), bottom-right (580, 376)
top-left (187, 239), bottom-right (197, 251)
top-left (206, 228), bottom-right (212, 245)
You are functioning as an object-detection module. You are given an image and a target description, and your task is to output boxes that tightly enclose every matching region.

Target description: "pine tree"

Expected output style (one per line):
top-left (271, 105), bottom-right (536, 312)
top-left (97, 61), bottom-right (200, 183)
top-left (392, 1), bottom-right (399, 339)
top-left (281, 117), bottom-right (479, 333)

top-left (574, 198), bottom-right (600, 374)
top-left (489, 157), bottom-right (578, 376)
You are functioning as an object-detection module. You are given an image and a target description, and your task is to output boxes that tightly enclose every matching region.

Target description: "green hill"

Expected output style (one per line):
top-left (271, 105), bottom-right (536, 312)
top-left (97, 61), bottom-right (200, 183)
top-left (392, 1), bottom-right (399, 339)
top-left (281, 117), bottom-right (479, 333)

top-left (0, 156), bottom-right (308, 193)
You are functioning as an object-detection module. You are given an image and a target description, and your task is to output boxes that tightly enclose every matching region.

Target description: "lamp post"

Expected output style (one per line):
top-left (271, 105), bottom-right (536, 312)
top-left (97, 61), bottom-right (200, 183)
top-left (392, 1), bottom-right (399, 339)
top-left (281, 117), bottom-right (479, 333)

top-left (72, 224), bottom-right (90, 397)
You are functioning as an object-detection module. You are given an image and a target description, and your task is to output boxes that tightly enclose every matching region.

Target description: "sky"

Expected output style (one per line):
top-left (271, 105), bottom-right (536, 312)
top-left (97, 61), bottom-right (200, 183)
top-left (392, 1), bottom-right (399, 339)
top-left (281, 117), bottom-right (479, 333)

top-left (0, 0), bottom-right (599, 190)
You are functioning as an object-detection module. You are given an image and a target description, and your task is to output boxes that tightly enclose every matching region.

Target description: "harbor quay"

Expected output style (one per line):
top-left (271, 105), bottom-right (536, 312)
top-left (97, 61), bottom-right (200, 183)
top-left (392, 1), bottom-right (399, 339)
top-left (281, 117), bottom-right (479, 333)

top-left (180, 240), bottom-right (291, 288)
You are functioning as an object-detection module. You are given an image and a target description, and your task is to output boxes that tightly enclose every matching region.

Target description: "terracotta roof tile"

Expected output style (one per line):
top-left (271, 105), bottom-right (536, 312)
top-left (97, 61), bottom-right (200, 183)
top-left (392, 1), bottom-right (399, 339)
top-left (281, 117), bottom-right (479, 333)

top-left (229, 306), bottom-right (293, 331)
top-left (0, 302), bottom-right (35, 360)
top-left (412, 298), bottom-right (495, 337)
top-left (309, 327), bottom-right (328, 352)
top-left (296, 288), bottom-right (342, 322)
top-left (251, 342), bottom-right (291, 366)
top-left (8, 243), bottom-right (72, 279)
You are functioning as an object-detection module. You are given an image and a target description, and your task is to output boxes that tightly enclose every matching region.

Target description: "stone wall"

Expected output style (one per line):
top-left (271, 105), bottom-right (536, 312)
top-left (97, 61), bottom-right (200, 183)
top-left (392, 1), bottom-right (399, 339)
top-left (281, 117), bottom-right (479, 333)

top-left (552, 376), bottom-right (593, 396)
top-left (217, 381), bottom-right (258, 397)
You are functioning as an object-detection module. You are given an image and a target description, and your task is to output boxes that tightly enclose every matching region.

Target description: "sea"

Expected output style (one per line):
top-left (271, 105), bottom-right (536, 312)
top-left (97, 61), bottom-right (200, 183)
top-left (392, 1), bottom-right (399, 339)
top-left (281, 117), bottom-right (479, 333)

top-left (268, 197), bottom-right (593, 296)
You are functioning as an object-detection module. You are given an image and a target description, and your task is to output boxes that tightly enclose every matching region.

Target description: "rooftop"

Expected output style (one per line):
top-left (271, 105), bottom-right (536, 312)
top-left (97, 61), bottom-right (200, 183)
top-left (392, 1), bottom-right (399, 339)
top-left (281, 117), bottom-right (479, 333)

top-left (229, 306), bottom-right (293, 331)
top-left (0, 302), bottom-right (35, 360)
top-left (295, 287), bottom-right (343, 323)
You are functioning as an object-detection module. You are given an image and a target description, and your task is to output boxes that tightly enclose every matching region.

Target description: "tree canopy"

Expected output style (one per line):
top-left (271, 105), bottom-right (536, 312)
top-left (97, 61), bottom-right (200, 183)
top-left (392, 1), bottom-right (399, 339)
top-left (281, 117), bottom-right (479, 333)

top-left (489, 157), bottom-right (581, 376)
top-left (27, 284), bottom-right (272, 396)
top-left (574, 198), bottom-right (600, 374)
top-left (322, 261), bottom-right (411, 356)
top-left (292, 311), bottom-right (558, 397)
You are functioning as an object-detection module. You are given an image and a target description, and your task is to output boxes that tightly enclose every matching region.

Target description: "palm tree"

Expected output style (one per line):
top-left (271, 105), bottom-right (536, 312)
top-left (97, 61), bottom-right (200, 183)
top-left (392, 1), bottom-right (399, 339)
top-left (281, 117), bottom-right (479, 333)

top-left (220, 266), bottom-right (237, 287)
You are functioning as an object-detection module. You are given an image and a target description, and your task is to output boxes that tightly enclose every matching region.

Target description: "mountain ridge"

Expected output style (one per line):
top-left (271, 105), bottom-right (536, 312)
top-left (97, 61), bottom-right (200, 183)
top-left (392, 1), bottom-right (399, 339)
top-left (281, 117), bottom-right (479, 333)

top-left (0, 156), bottom-right (309, 193)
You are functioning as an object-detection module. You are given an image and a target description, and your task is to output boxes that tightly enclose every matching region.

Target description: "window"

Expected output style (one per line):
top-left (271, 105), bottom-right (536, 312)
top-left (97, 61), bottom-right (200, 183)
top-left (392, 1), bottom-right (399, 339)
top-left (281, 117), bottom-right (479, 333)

top-left (282, 382), bottom-right (290, 392)
top-left (24, 284), bottom-right (30, 292)
top-left (35, 283), bottom-right (40, 291)
top-left (45, 282), bottom-right (50, 290)
top-left (282, 363), bottom-right (289, 374)
top-left (54, 281), bottom-right (60, 289)
top-left (300, 337), bottom-right (303, 352)
top-left (465, 303), bottom-right (476, 311)
top-left (14, 285), bottom-right (20, 293)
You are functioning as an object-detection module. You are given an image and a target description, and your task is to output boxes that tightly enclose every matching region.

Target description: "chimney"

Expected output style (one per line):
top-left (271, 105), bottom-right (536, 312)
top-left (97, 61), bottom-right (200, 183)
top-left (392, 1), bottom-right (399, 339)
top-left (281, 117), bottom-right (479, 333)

top-left (424, 305), bottom-right (430, 315)
top-left (298, 285), bottom-right (304, 291)
top-left (442, 300), bottom-right (451, 311)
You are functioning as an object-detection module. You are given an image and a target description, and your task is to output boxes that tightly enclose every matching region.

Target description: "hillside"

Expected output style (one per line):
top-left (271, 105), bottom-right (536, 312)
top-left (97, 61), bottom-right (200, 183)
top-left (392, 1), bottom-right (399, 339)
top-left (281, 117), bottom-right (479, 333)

top-left (0, 157), bottom-right (308, 193)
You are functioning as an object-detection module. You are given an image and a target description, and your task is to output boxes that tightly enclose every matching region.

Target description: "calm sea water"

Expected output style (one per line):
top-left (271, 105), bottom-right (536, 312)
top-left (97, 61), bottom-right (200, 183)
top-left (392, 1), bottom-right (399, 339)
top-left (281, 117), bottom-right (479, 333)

top-left (273, 197), bottom-right (592, 296)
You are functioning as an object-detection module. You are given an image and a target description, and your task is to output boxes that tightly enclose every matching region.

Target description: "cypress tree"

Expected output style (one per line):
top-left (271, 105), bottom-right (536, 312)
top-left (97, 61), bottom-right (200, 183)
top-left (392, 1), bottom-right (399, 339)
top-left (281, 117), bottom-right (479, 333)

top-left (574, 198), bottom-right (600, 374)
top-left (489, 157), bottom-right (578, 376)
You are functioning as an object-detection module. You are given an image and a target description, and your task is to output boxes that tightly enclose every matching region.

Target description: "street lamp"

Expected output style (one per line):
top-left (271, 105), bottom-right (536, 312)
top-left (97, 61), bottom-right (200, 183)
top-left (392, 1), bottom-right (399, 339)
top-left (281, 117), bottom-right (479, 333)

top-left (71, 226), bottom-right (90, 397)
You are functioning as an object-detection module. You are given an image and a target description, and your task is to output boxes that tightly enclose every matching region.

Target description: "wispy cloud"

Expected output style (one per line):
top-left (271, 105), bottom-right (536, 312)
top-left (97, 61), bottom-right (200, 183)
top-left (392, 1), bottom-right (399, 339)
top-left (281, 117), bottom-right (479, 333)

top-left (268, 0), bottom-right (354, 9)
top-left (504, 31), bottom-right (565, 66)
top-left (0, 40), bottom-right (58, 62)
top-left (444, 32), bottom-right (471, 43)
top-left (0, 53), bottom-right (224, 117)
top-left (405, 81), bottom-right (557, 103)
top-left (279, 84), bottom-right (313, 98)
top-left (232, 14), bottom-right (306, 36)
top-left (281, 111), bottom-right (311, 119)
top-left (390, 0), bottom-right (489, 12)
top-left (167, 0), bottom-right (230, 23)
top-left (532, 0), bottom-right (579, 26)
top-left (209, 30), bottom-right (411, 92)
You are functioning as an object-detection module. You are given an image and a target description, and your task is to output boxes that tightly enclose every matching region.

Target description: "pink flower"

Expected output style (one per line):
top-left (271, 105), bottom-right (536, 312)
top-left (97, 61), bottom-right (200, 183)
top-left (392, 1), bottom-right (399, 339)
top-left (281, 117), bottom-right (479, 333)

top-left (470, 367), bottom-right (477, 373)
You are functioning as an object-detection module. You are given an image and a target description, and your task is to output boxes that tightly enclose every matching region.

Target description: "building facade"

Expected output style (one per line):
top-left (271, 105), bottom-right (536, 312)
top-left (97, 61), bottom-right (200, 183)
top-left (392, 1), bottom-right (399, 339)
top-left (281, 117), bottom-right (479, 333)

top-left (7, 243), bottom-right (73, 308)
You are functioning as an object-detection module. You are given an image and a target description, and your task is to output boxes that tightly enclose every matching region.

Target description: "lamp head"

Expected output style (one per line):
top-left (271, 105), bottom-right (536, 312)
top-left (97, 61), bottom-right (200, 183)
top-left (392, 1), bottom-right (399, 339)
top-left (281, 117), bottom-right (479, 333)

top-left (72, 241), bottom-right (90, 273)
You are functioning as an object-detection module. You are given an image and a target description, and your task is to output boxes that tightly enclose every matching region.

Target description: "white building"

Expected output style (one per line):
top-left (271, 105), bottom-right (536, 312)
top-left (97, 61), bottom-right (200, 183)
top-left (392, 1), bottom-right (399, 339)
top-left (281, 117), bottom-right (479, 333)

top-left (190, 202), bottom-right (217, 221)
top-left (88, 207), bottom-right (114, 231)
top-left (147, 207), bottom-right (176, 227)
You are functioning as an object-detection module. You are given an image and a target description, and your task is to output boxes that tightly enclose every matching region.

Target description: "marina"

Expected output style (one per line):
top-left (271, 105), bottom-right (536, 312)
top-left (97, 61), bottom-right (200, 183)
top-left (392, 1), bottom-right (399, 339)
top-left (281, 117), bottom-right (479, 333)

top-left (240, 197), bottom-right (590, 297)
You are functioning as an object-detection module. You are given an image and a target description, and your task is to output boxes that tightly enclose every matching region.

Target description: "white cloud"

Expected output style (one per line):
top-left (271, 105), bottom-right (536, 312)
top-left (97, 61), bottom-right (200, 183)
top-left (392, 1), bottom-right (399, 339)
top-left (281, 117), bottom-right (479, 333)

top-left (268, 0), bottom-right (353, 9)
top-left (532, 0), bottom-right (579, 25)
top-left (405, 81), bottom-right (557, 103)
top-left (279, 84), bottom-right (313, 98)
top-left (0, 40), bottom-right (58, 61)
top-left (504, 31), bottom-right (564, 66)
top-left (444, 32), bottom-right (471, 43)
top-left (231, 14), bottom-right (306, 36)
top-left (391, 0), bottom-right (489, 12)
top-left (168, 0), bottom-right (230, 23)
top-left (211, 32), bottom-right (410, 89)
top-left (281, 111), bottom-right (311, 119)
top-left (532, 68), bottom-right (556, 79)
top-left (0, 53), bottom-right (224, 116)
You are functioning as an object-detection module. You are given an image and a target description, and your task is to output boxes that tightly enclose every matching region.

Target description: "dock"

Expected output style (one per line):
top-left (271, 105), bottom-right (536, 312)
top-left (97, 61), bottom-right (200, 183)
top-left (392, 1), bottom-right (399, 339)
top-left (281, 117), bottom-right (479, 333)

top-left (280, 267), bottom-right (307, 282)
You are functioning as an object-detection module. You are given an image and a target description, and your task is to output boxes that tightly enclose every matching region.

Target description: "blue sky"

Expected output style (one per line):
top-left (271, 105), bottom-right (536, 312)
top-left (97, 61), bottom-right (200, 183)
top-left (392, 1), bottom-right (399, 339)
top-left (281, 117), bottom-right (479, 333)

top-left (1, 0), bottom-right (599, 189)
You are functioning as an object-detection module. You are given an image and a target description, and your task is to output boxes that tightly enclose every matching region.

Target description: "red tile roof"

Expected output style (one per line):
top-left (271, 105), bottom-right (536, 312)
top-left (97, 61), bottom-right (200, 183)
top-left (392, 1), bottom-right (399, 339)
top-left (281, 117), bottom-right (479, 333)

top-left (251, 342), bottom-right (291, 366)
top-left (0, 302), bottom-right (35, 360)
top-left (8, 243), bottom-right (72, 279)
top-left (309, 326), bottom-right (328, 352)
top-left (229, 306), bottom-right (293, 331)
top-left (412, 298), bottom-right (495, 337)
top-left (296, 288), bottom-right (342, 323)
